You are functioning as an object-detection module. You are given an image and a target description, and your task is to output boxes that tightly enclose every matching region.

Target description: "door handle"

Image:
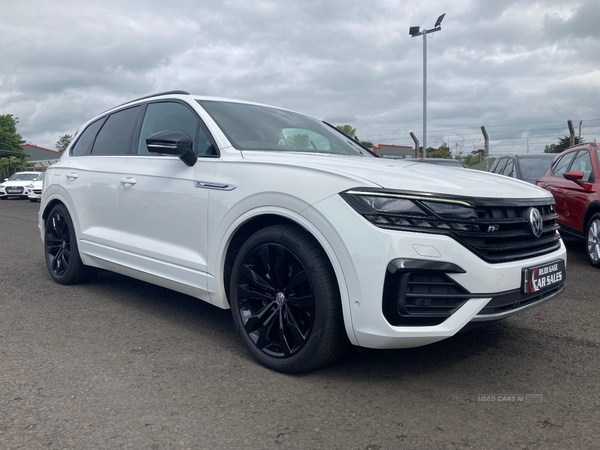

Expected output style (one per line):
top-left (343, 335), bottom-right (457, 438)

top-left (66, 172), bottom-right (79, 179)
top-left (120, 177), bottom-right (137, 185)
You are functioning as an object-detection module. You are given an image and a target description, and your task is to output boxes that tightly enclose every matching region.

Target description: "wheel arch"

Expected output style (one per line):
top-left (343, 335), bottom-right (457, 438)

top-left (41, 198), bottom-right (67, 223)
top-left (40, 193), bottom-right (84, 261)
top-left (213, 208), bottom-right (359, 346)
top-left (584, 201), bottom-right (600, 230)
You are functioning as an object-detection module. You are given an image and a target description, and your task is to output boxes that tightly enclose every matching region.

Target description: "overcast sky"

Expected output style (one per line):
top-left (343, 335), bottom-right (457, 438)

top-left (1, 0), bottom-right (599, 156)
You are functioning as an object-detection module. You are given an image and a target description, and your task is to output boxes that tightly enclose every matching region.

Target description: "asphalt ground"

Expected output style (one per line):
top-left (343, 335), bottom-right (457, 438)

top-left (1, 198), bottom-right (599, 450)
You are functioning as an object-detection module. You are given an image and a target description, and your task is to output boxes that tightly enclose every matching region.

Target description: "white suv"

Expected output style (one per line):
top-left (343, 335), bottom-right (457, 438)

top-left (39, 91), bottom-right (567, 373)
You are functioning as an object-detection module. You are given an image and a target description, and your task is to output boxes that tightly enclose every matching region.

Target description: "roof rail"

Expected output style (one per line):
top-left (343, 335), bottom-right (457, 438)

top-left (127, 90), bottom-right (190, 103)
top-left (103, 90), bottom-right (191, 114)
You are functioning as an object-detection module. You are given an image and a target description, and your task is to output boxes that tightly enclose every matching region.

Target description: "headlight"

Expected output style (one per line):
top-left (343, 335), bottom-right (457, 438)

top-left (340, 189), bottom-right (479, 232)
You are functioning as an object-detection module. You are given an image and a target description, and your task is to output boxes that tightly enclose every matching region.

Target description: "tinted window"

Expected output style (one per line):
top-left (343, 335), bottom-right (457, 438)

top-left (552, 151), bottom-right (576, 177)
top-left (502, 159), bottom-right (516, 177)
top-left (570, 150), bottom-right (593, 182)
top-left (137, 102), bottom-right (208, 155)
top-left (71, 118), bottom-right (105, 156)
top-left (518, 157), bottom-right (554, 181)
top-left (92, 106), bottom-right (142, 156)
top-left (8, 173), bottom-right (39, 181)
top-left (198, 100), bottom-right (372, 157)
top-left (493, 158), bottom-right (507, 174)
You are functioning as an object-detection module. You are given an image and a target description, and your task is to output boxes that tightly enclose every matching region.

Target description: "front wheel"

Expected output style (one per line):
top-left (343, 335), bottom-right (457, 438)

top-left (44, 204), bottom-right (96, 284)
top-left (230, 224), bottom-right (346, 373)
top-left (586, 213), bottom-right (600, 268)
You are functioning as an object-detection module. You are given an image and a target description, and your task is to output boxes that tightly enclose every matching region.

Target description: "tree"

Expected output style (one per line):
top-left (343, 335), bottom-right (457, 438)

top-left (456, 148), bottom-right (485, 167)
top-left (336, 125), bottom-right (356, 138)
top-left (0, 114), bottom-right (25, 152)
top-left (287, 133), bottom-right (311, 149)
top-left (56, 134), bottom-right (73, 153)
top-left (0, 114), bottom-right (27, 179)
top-left (426, 142), bottom-right (452, 159)
top-left (544, 135), bottom-right (583, 153)
top-left (335, 125), bottom-right (373, 149)
top-left (0, 155), bottom-right (27, 180)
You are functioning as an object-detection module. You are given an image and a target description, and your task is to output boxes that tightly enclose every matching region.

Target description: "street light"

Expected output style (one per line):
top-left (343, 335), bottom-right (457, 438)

top-left (410, 13), bottom-right (445, 158)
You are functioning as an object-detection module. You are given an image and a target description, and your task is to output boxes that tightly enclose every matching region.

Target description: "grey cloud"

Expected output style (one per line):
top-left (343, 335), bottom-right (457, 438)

top-left (0, 0), bottom-right (598, 154)
top-left (543, 0), bottom-right (600, 40)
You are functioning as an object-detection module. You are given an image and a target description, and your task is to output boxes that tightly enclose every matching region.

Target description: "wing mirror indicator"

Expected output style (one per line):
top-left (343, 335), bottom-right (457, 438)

top-left (146, 130), bottom-right (197, 167)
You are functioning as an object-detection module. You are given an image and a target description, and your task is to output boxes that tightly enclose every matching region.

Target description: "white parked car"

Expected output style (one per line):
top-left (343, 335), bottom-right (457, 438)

top-left (39, 91), bottom-right (567, 373)
top-left (24, 172), bottom-right (45, 202)
top-left (1, 171), bottom-right (43, 199)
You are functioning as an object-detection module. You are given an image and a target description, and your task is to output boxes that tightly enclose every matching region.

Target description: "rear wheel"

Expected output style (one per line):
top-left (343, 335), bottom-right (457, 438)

top-left (230, 224), bottom-right (346, 373)
top-left (44, 204), bottom-right (95, 284)
top-left (586, 213), bottom-right (600, 268)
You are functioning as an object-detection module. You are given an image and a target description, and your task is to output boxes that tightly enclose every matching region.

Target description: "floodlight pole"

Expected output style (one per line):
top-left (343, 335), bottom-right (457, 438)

top-left (410, 13), bottom-right (445, 158)
top-left (423, 30), bottom-right (428, 157)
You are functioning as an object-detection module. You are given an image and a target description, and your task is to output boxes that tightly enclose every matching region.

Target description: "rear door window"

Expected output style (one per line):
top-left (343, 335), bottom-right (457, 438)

top-left (91, 106), bottom-right (142, 156)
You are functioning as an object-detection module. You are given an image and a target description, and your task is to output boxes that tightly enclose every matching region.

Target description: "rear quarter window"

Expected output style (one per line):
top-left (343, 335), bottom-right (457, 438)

top-left (71, 118), bottom-right (106, 156)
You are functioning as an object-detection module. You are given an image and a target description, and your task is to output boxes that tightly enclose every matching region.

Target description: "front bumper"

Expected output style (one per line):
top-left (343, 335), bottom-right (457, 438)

top-left (26, 189), bottom-right (42, 201)
top-left (0, 188), bottom-right (27, 198)
top-left (311, 195), bottom-right (567, 349)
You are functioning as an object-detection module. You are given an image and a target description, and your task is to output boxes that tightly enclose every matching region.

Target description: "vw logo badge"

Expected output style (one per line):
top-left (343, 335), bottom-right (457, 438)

top-left (527, 207), bottom-right (543, 237)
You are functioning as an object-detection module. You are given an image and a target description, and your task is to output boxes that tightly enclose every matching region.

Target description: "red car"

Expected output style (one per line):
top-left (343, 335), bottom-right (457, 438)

top-left (536, 143), bottom-right (600, 267)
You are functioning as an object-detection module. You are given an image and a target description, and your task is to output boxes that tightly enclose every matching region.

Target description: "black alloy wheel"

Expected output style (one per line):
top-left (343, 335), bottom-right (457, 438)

top-left (44, 204), bottom-right (95, 284)
top-left (230, 225), bottom-right (346, 373)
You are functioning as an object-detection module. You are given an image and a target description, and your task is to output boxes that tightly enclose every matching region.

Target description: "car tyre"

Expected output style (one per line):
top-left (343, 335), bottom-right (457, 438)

top-left (230, 224), bottom-right (347, 373)
top-left (44, 204), bottom-right (96, 284)
top-left (29, 198), bottom-right (38, 202)
top-left (586, 213), bottom-right (600, 268)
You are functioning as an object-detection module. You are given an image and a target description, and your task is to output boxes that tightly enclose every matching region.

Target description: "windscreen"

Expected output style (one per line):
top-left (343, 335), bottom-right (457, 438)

top-left (198, 100), bottom-right (373, 157)
top-left (519, 157), bottom-right (554, 180)
top-left (8, 173), bottom-right (40, 181)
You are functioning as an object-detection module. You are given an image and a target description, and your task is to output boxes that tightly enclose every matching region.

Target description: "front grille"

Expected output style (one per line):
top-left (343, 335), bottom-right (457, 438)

top-left (453, 203), bottom-right (561, 263)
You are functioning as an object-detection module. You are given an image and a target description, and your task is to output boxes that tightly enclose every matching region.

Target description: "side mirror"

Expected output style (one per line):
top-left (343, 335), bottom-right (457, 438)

top-left (563, 171), bottom-right (584, 183)
top-left (146, 129), bottom-right (197, 167)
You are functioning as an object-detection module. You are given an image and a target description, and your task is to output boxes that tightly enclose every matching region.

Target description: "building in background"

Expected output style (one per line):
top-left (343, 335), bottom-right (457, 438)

top-left (22, 144), bottom-right (62, 171)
